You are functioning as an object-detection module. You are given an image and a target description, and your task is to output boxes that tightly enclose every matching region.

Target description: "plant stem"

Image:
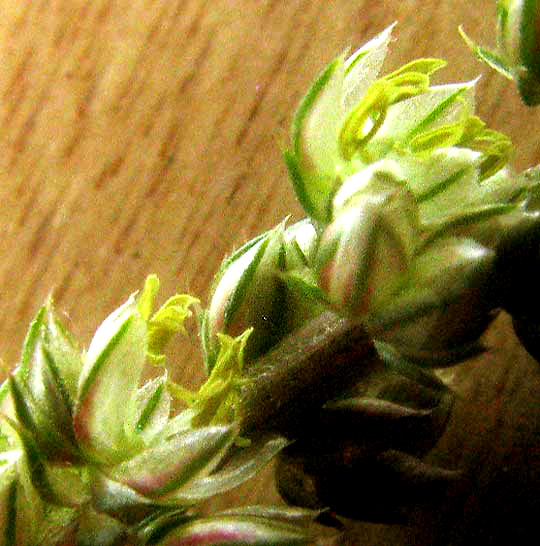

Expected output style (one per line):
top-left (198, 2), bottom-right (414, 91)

top-left (238, 311), bottom-right (381, 438)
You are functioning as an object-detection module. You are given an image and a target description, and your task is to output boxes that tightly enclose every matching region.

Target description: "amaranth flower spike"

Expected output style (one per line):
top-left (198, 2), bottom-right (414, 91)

top-left (286, 24), bottom-right (538, 364)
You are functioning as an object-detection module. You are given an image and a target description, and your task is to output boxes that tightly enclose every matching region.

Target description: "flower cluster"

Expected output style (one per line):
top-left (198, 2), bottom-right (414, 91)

top-left (4, 21), bottom-right (540, 545)
top-left (204, 24), bottom-right (540, 366)
top-left (0, 276), bottom-right (320, 546)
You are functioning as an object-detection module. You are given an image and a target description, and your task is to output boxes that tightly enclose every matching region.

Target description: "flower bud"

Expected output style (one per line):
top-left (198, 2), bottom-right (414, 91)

top-left (279, 220), bottom-right (329, 334)
top-left (8, 304), bottom-right (83, 463)
top-left (332, 159), bottom-right (407, 216)
top-left (316, 178), bottom-right (418, 317)
top-left (282, 219), bottom-right (318, 270)
top-left (202, 225), bottom-right (286, 372)
top-left (316, 393), bottom-right (454, 458)
top-left (276, 443), bottom-right (464, 524)
top-left (367, 236), bottom-right (496, 365)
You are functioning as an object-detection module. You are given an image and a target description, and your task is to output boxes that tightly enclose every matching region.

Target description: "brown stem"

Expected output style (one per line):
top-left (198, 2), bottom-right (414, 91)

top-left (237, 311), bottom-right (381, 438)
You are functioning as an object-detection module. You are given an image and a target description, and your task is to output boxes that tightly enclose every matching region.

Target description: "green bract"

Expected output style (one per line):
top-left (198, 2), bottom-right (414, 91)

top-left (316, 176), bottom-right (418, 317)
top-left (461, 0), bottom-right (540, 106)
top-left (285, 24), bottom-right (396, 222)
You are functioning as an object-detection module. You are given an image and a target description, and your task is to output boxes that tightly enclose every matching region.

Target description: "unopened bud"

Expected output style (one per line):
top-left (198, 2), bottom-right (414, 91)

top-left (9, 304), bottom-right (82, 463)
top-left (202, 226), bottom-right (286, 372)
top-left (316, 182), bottom-right (418, 317)
top-left (368, 237), bottom-right (496, 365)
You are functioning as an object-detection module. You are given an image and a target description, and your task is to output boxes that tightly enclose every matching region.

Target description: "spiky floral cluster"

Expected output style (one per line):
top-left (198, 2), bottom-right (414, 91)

top-left (3, 20), bottom-right (540, 546)
top-left (0, 276), bottom-right (322, 546)
top-left (203, 24), bottom-right (540, 367)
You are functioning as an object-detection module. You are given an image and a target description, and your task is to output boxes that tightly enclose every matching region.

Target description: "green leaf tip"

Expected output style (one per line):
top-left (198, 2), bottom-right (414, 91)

top-left (459, 25), bottom-right (513, 80)
top-left (460, 2), bottom-right (540, 106)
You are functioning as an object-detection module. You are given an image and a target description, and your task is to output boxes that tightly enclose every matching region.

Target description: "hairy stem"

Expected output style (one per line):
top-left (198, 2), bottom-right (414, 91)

top-left (238, 311), bottom-right (381, 437)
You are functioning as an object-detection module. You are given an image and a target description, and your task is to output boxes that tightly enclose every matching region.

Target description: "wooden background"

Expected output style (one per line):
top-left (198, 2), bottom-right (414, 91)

top-left (1, 1), bottom-right (540, 544)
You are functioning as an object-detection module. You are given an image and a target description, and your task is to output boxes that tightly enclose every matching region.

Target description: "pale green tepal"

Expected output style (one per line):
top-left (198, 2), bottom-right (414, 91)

top-left (286, 24), bottom-right (534, 364)
top-left (461, 0), bottom-right (540, 106)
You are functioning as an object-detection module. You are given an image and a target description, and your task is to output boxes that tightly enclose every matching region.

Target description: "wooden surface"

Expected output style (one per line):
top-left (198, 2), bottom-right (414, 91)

top-left (1, 1), bottom-right (540, 544)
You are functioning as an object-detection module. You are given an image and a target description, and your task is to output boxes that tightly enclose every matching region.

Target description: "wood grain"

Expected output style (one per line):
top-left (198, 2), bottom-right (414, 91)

top-left (1, 1), bottom-right (540, 544)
